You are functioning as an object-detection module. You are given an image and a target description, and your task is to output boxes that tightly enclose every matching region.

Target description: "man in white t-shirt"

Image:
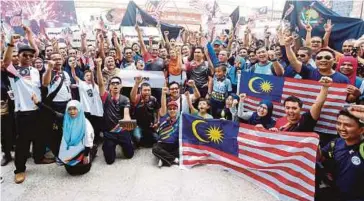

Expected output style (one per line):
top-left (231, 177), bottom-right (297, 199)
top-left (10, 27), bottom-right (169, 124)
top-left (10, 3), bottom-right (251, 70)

top-left (2, 40), bottom-right (54, 184)
top-left (42, 52), bottom-right (72, 113)
top-left (166, 80), bottom-right (200, 114)
top-left (70, 62), bottom-right (104, 145)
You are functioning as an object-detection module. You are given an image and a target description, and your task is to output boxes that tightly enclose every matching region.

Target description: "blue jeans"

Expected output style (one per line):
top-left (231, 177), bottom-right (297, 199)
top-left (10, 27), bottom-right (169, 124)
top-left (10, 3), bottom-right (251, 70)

top-left (102, 131), bottom-right (134, 164)
top-left (133, 127), bottom-right (158, 148)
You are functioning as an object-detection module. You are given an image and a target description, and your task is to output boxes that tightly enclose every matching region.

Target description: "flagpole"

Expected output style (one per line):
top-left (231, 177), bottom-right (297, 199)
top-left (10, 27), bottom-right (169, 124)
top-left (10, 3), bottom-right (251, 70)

top-left (360, 0), bottom-right (364, 19)
top-left (172, 0), bottom-right (190, 31)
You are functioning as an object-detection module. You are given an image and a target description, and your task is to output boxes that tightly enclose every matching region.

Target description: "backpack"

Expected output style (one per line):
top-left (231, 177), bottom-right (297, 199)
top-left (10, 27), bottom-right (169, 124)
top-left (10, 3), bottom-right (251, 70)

top-left (327, 139), bottom-right (364, 160)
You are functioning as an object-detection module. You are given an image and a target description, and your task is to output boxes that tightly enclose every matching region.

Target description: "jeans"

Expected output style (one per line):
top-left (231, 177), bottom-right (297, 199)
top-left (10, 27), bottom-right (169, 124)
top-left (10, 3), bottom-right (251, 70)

top-left (210, 98), bottom-right (225, 119)
top-left (102, 131), bottom-right (134, 164)
top-left (14, 111), bottom-right (43, 174)
top-left (152, 142), bottom-right (179, 167)
top-left (133, 127), bottom-right (158, 148)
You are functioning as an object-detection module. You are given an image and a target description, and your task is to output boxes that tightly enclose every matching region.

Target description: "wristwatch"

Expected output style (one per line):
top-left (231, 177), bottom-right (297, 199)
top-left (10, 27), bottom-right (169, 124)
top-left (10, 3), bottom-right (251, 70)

top-left (7, 43), bottom-right (14, 47)
top-left (270, 58), bottom-right (278, 62)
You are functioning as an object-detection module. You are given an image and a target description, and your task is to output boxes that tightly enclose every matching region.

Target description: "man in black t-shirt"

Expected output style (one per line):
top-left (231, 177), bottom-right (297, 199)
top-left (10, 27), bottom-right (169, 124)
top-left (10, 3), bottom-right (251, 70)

top-left (130, 76), bottom-right (161, 147)
top-left (96, 58), bottom-right (135, 164)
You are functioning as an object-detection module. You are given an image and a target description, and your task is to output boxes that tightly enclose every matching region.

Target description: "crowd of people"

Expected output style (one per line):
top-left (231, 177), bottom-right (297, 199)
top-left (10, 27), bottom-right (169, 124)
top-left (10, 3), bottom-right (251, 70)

top-left (1, 19), bottom-right (364, 201)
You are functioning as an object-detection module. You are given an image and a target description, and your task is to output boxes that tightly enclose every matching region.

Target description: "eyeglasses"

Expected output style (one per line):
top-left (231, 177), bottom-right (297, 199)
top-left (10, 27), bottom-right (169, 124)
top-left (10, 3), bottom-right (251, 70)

top-left (297, 54), bottom-right (307, 58)
top-left (316, 55), bottom-right (332, 61)
top-left (258, 105), bottom-right (268, 110)
top-left (22, 54), bottom-right (34, 58)
top-left (311, 40), bottom-right (322, 44)
top-left (169, 87), bottom-right (179, 91)
top-left (110, 82), bottom-right (121, 86)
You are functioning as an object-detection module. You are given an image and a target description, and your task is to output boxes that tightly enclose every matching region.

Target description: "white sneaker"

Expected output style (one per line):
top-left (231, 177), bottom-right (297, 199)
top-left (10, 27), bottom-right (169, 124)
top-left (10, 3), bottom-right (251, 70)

top-left (158, 159), bottom-right (163, 168)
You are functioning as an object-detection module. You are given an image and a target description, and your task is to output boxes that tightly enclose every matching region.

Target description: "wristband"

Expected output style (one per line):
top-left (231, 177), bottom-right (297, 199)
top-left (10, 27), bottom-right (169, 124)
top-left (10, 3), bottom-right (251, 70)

top-left (7, 43), bottom-right (14, 47)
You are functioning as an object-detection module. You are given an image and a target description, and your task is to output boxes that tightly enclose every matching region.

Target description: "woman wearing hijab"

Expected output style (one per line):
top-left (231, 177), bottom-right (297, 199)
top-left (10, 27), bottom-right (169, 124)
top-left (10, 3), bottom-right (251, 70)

top-left (237, 93), bottom-right (275, 129)
top-left (336, 56), bottom-right (364, 103)
top-left (32, 95), bottom-right (94, 175)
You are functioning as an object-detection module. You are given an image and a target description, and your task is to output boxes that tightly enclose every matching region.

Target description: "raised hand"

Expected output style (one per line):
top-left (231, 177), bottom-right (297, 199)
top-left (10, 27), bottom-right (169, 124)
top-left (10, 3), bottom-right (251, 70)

top-left (81, 33), bottom-right (87, 40)
top-left (22, 24), bottom-right (32, 35)
top-left (348, 105), bottom-right (364, 120)
top-left (232, 99), bottom-right (239, 107)
top-left (164, 31), bottom-right (169, 36)
top-left (239, 93), bottom-right (247, 102)
top-left (10, 34), bottom-right (20, 45)
top-left (134, 75), bottom-right (143, 85)
top-left (95, 58), bottom-right (103, 69)
top-left (319, 76), bottom-right (333, 88)
top-left (305, 23), bottom-right (312, 32)
top-left (324, 19), bottom-right (334, 32)
top-left (47, 60), bottom-right (55, 70)
top-left (284, 36), bottom-right (294, 46)
top-left (187, 80), bottom-right (196, 87)
top-left (162, 86), bottom-right (169, 94)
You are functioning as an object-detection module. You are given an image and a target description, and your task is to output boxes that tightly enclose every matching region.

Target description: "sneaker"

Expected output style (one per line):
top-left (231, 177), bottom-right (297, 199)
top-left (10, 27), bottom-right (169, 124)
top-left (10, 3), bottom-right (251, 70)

top-left (35, 158), bottom-right (55, 164)
top-left (158, 159), bottom-right (163, 168)
top-left (14, 172), bottom-right (25, 184)
top-left (1, 157), bottom-right (12, 166)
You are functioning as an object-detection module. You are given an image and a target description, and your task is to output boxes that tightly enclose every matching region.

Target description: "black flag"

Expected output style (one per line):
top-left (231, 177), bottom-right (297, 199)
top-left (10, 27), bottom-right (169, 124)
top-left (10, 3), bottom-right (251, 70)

top-left (230, 6), bottom-right (239, 28)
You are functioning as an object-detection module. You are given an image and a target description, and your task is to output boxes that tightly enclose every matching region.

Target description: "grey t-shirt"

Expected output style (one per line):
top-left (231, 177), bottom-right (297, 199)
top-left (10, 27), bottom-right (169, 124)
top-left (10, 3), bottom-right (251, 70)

top-left (186, 61), bottom-right (212, 88)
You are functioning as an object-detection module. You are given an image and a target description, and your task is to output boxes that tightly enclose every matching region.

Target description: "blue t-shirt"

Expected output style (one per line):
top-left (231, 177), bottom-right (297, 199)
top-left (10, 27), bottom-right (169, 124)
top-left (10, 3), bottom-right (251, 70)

top-left (226, 64), bottom-right (237, 85)
top-left (211, 76), bottom-right (232, 102)
top-left (321, 138), bottom-right (364, 200)
top-left (300, 64), bottom-right (350, 84)
top-left (251, 62), bottom-right (274, 76)
top-left (157, 114), bottom-right (179, 144)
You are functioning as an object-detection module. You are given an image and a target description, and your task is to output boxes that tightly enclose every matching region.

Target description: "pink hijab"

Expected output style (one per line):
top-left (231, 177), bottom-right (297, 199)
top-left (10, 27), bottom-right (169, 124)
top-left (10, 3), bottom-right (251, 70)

top-left (336, 56), bottom-right (358, 85)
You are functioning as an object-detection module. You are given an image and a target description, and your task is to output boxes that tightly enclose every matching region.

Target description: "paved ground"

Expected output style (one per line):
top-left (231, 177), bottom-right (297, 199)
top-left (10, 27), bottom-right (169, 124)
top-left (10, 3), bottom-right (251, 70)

top-left (1, 147), bottom-right (276, 201)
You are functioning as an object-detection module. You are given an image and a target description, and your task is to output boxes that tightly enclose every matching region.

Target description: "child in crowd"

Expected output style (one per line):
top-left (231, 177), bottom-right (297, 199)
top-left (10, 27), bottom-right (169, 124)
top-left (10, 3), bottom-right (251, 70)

top-left (186, 91), bottom-right (213, 119)
top-left (209, 63), bottom-right (232, 118)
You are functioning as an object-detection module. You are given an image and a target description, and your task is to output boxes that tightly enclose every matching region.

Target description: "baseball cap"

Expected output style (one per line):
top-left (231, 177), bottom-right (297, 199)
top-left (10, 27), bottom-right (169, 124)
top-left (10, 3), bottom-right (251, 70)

top-left (167, 101), bottom-right (178, 109)
top-left (18, 44), bottom-right (36, 54)
top-left (213, 40), bottom-right (223, 46)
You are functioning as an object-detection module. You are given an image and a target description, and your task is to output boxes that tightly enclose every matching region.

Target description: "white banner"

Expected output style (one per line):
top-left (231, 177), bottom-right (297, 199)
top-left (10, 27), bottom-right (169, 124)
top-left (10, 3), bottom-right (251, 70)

top-left (120, 26), bottom-right (161, 41)
top-left (117, 70), bottom-right (165, 88)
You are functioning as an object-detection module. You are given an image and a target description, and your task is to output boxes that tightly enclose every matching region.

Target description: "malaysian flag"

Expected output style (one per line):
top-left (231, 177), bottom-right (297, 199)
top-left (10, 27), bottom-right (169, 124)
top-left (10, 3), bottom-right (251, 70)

top-left (145, 0), bottom-right (168, 20)
top-left (181, 113), bottom-right (319, 201)
top-left (239, 72), bottom-right (347, 134)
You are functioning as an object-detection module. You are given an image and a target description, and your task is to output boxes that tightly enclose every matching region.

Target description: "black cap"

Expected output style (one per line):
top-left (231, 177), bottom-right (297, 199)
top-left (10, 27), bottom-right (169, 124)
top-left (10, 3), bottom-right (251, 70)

top-left (18, 44), bottom-right (36, 54)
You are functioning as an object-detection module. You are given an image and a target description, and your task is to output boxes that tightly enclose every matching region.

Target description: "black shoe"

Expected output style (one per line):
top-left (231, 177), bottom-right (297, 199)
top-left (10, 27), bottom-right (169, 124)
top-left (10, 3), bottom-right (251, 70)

top-left (1, 157), bottom-right (12, 166)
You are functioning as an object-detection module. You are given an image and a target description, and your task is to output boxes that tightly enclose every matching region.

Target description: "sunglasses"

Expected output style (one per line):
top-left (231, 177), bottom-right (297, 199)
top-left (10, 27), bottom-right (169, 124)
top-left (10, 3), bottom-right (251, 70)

top-left (297, 54), bottom-right (307, 58)
top-left (110, 82), bottom-right (121, 86)
top-left (316, 55), bottom-right (332, 61)
top-left (22, 54), bottom-right (34, 58)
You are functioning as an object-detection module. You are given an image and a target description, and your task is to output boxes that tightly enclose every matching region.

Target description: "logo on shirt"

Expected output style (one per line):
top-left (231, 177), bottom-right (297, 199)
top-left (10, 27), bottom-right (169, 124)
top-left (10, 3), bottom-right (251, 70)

top-left (351, 156), bottom-right (361, 166)
top-left (86, 89), bottom-right (93, 97)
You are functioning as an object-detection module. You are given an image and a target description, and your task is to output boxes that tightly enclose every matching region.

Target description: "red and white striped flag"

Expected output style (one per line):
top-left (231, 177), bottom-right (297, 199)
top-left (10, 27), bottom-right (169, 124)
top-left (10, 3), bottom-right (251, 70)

top-left (241, 77), bottom-right (347, 134)
top-left (181, 122), bottom-right (319, 201)
top-left (145, 0), bottom-right (168, 20)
